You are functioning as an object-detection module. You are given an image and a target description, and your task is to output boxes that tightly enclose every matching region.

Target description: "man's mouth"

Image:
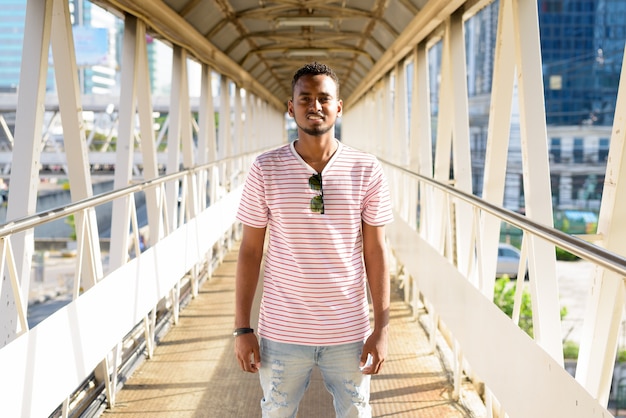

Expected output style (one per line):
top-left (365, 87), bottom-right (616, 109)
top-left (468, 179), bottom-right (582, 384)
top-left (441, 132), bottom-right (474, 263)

top-left (307, 113), bottom-right (324, 120)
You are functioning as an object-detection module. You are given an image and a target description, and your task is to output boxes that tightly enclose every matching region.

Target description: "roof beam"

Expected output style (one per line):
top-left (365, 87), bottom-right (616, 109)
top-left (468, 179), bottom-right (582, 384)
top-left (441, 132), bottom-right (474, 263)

top-left (346, 0), bottom-right (466, 107)
top-left (92, 0), bottom-right (284, 110)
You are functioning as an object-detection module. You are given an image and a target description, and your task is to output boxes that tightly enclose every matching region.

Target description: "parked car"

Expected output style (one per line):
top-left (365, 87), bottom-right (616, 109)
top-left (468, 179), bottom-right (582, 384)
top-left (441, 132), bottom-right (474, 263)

top-left (496, 243), bottom-right (527, 280)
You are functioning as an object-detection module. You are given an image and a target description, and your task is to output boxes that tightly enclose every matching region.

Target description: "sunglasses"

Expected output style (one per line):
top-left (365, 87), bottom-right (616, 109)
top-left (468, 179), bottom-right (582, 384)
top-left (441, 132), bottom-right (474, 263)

top-left (308, 173), bottom-right (324, 214)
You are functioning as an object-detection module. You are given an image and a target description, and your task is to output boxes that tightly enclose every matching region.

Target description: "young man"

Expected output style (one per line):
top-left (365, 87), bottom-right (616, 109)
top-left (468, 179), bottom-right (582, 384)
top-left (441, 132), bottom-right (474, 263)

top-left (234, 62), bottom-right (393, 417)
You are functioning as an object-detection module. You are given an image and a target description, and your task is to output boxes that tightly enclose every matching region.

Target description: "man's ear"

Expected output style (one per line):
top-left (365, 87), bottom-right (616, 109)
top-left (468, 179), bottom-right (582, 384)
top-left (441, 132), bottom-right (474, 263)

top-left (287, 99), bottom-right (294, 117)
top-left (337, 99), bottom-right (343, 117)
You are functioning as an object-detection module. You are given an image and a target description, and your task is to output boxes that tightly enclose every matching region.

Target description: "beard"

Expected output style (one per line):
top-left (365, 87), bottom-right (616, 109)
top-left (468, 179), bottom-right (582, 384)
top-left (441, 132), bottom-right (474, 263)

top-left (295, 117), bottom-right (334, 136)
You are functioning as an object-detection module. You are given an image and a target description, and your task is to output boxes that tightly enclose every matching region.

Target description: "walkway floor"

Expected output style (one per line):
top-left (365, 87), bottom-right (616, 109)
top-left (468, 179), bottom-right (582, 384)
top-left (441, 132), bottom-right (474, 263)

top-left (100, 245), bottom-right (486, 418)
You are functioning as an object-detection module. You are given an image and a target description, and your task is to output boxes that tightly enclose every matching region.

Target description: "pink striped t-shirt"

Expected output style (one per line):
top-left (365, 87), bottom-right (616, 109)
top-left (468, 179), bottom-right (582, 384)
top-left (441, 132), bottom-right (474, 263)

top-left (236, 140), bottom-right (393, 346)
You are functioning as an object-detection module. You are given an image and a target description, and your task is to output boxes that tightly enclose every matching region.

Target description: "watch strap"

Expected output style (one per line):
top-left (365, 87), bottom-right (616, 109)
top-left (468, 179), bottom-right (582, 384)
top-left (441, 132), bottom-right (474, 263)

top-left (233, 327), bottom-right (254, 337)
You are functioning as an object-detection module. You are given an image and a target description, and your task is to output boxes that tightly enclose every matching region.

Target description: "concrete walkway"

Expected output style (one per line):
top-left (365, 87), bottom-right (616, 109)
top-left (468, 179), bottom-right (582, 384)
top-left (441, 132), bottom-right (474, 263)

top-left (100, 246), bottom-right (486, 418)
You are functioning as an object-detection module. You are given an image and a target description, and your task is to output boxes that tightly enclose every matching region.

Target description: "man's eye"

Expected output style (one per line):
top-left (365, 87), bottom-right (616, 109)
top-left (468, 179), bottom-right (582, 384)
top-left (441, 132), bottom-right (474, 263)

top-left (297, 97), bottom-right (332, 105)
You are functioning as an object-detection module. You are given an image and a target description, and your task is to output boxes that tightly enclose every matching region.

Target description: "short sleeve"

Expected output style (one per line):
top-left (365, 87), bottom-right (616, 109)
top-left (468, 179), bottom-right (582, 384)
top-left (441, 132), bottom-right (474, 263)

top-left (236, 160), bottom-right (269, 228)
top-left (362, 160), bottom-right (394, 226)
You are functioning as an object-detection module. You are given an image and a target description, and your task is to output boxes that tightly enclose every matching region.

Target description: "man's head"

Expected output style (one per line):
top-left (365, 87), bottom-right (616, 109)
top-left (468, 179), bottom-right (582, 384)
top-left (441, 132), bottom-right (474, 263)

top-left (291, 62), bottom-right (340, 99)
top-left (288, 62), bottom-right (343, 138)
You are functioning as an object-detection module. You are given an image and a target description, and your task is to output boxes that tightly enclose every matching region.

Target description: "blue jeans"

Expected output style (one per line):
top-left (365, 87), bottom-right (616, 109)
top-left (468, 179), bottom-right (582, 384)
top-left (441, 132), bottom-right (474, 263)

top-left (259, 338), bottom-right (372, 418)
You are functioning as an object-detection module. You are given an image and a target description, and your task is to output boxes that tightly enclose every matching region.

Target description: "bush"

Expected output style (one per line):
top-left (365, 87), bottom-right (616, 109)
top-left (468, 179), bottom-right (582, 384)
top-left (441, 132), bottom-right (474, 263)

top-left (493, 276), bottom-right (568, 339)
top-left (493, 276), bottom-right (534, 337)
top-left (563, 343), bottom-right (626, 363)
top-left (556, 246), bottom-right (580, 261)
top-left (563, 341), bottom-right (579, 359)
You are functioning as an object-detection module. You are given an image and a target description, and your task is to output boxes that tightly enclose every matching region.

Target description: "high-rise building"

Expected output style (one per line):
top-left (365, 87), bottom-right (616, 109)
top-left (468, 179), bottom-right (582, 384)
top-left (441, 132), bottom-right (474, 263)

top-left (0, 1), bottom-right (121, 148)
top-left (0, 1), bottom-right (120, 95)
top-left (0, 1), bottom-right (30, 93)
top-left (68, 0), bottom-right (120, 95)
top-left (465, 0), bottom-right (625, 213)
top-left (540, 0), bottom-right (625, 127)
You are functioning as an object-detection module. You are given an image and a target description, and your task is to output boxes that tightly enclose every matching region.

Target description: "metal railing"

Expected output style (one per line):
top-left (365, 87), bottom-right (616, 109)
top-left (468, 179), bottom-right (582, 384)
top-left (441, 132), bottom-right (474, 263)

top-left (383, 159), bottom-right (626, 277)
top-left (0, 153), bottom-right (254, 418)
top-left (381, 159), bottom-right (623, 418)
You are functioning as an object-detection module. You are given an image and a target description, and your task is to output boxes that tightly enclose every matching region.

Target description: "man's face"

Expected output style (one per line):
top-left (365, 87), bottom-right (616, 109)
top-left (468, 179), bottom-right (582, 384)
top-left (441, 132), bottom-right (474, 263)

top-left (288, 74), bottom-right (343, 137)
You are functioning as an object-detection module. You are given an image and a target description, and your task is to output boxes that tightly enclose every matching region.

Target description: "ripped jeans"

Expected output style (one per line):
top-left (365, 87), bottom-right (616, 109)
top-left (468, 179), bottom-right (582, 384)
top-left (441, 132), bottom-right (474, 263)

top-left (259, 338), bottom-right (371, 418)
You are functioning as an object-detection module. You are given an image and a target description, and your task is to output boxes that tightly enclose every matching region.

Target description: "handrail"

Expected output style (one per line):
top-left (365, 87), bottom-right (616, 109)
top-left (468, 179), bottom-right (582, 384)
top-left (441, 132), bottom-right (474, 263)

top-left (381, 159), bottom-right (626, 278)
top-left (0, 152), bottom-right (254, 238)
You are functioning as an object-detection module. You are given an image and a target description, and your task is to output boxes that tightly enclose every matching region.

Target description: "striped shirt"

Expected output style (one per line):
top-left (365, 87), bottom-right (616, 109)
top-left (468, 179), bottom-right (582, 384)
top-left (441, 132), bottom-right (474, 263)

top-left (236, 140), bottom-right (393, 346)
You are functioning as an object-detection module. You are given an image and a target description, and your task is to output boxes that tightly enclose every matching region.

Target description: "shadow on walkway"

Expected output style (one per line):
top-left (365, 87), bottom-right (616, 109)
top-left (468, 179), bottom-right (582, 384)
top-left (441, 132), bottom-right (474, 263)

top-left (101, 245), bottom-right (485, 418)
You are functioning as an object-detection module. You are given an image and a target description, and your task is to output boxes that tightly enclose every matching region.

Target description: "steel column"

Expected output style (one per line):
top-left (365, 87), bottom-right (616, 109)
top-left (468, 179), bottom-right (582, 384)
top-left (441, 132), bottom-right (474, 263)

top-left (135, 20), bottom-right (164, 247)
top-left (449, 11), bottom-right (474, 278)
top-left (576, 43), bottom-right (626, 405)
top-left (50, 0), bottom-right (103, 293)
top-left (479, 0), bottom-right (516, 299)
top-left (110, 15), bottom-right (139, 269)
top-left (511, 0), bottom-right (563, 364)
top-left (2, 0), bottom-right (53, 347)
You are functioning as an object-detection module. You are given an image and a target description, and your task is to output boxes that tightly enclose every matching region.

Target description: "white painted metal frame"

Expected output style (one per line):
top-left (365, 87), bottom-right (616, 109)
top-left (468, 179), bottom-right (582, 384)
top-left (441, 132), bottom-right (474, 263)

top-left (2, 0), bottom-right (625, 416)
top-left (345, 0), bottom-right (622, 416)
top-left (0, 0), bottom-right (285, 415)
top-left (1, 0), bottom-right (53, 346)
top-left (576, 41), bottom-right (626, 406)
top-left (510, 0), bottom-right (563, 365)
top-left (0, 178), bottom-right (245, 417)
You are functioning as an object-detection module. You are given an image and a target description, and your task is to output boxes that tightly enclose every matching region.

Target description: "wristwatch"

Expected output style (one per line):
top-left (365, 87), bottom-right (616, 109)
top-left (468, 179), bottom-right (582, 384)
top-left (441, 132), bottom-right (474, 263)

top-left (233, 327), bottom-right (254, 337)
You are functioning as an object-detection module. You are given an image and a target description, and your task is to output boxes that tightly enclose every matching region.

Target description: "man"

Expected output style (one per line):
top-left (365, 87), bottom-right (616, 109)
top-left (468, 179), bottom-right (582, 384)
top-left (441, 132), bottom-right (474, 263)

top-left (234, 62), bottom-right (393, 418)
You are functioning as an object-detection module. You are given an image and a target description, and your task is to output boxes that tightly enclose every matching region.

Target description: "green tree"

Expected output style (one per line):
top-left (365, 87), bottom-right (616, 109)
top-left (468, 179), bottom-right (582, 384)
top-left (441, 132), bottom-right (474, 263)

top-left (493, 276), bottom-right (568, 338)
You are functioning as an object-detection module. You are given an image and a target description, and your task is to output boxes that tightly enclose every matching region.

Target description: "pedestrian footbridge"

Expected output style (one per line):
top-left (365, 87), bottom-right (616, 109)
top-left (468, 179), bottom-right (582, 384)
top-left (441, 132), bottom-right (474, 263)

top-left (1, 1), bottom-right (626, 417)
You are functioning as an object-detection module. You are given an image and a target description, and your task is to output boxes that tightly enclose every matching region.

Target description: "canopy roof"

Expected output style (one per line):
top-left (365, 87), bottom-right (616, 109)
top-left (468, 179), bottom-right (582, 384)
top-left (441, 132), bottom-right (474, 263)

top-left (93, 0), bottom-right (442, 109)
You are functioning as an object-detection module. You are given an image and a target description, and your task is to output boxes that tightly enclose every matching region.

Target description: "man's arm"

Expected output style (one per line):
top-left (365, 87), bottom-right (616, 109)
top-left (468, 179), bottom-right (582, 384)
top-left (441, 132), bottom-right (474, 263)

top-left (361, 221), bottom-right (390, 375)
top-left (234, 224), bottom-right (266, 373)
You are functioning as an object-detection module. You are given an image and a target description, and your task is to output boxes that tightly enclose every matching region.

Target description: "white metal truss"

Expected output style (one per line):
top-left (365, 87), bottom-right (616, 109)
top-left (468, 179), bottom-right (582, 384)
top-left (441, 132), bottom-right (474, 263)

top-left (509, 0), bottom-right (563, 364)
top-left (0, 0), bottom-right (284, 415)
top-left (50, 0), bottom-right (104, 291)
top-left (1, 0), bottom-right (625, 417)
top-left (135, 21), bottom-right (164, 249)
top-left (110, 14), bottom-right (141, 272)
top-left (0, 115), bottom-right (14, 149)
top-left (344, 0), bottom-right (623, 416)
top-left (413, 42), bottom-right (435, 241)
top-left (1, 0), bottom-right (53, 347)
top-left (575, 42), bottom-right (626, 405)
top-left (479, 0), bottom-right (516, 300)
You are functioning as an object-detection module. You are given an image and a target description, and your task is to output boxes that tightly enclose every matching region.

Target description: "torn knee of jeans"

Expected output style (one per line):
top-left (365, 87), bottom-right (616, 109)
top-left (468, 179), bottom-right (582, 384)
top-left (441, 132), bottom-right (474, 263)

top-left (271, 360), bottom-right (285, 373)
top-left (268, 360), bottom-right (289, 408)
top-left (343, 379), bottom-right (367, 403)
top-left (268, 388), bottom-right (289, 409)
top-left (269, 360), bottom-right (285, 384)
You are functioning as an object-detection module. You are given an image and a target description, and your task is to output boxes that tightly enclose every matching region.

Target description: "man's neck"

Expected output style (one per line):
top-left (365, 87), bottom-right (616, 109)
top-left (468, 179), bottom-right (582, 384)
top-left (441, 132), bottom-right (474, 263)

top-left (294, 136), bottom-right (338, 173)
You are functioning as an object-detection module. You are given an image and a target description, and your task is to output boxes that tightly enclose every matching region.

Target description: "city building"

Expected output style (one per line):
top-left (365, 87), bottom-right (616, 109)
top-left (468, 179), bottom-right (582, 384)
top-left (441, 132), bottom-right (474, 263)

top-left (0, 1), bottom-right (175, 152)
top-left (0, 1), bottom-right (120, 95)
top-left (0, 1), bottom-right (31, 93)
top-left (466, 0), bottom-right (625, 216)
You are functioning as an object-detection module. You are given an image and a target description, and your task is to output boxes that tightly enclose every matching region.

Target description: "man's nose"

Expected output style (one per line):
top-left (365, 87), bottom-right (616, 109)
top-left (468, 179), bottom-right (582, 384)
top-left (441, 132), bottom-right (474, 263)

top-left (308, 99), bottom-right (322, 111)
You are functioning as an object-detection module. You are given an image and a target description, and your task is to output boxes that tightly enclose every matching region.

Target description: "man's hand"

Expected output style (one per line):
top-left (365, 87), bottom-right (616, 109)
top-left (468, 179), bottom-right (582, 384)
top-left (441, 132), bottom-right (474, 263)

top-left (360, 328), bottom-right (388, 374)
top-left (234, 333), bottom-right (261, 373)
